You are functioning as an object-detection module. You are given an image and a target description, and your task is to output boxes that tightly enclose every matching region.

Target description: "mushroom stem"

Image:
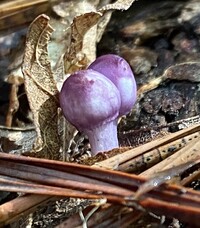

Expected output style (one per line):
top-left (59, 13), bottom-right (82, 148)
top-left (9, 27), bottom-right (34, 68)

top-left (85, 119), bottom-right (119, 155)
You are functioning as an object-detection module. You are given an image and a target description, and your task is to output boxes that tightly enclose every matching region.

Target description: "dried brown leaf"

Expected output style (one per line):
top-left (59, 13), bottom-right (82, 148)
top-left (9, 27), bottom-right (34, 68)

top-left (99, 0), bottom-right (135, 11)
top-left (64, 0), bottom-right (136, 74)
top-left (137, 62), bottom-right (200, 98)
top-left (22, 15), bottom-right (60, 159)
top-left (64, 12), bottom-right (102, 73)
top-left (164, 62), bottom-right (200, 82)
top-left (0, 125), bottom-right (36, 154)
top-left (51, 0), bottom-right (101, 74)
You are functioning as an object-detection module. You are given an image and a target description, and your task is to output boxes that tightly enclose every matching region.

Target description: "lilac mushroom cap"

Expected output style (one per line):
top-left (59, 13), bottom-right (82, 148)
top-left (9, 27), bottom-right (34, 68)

top-left (88, 54), bottom-right (137, 116)
top-left (59, 69), bottom-right (121, 155)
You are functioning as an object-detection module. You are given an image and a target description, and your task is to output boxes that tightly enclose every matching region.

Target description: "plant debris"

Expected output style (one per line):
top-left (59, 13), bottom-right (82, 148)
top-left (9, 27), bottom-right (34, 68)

top-left (0, 0), bottom-right (200, 227)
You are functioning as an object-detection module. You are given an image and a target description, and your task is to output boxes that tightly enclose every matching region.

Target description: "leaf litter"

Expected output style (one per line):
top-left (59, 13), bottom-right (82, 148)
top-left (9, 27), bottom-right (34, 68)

top-left (1, 0), bottom-right (200, 227)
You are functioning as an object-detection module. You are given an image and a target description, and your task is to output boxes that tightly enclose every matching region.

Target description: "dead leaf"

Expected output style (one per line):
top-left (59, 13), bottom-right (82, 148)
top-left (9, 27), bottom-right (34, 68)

top-left (52, 0), bottom-right (101, 75)
top-left (64, 0), bottom-right (136, 74)
top-left (99, 0), bottom-right (135, 11)
top-left (22, 15), bottom-right (60, 159)
top-left (0, 125), bottom-right (36, 154)
top-left (64, 12), bottom-right (102, 73)
top-left (164, 62), bottom-right (200, 82)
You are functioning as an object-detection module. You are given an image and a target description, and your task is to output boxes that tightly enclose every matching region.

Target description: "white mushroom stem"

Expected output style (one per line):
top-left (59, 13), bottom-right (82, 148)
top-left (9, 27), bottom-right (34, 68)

top-left (85, 119), bottom-right (119, 155)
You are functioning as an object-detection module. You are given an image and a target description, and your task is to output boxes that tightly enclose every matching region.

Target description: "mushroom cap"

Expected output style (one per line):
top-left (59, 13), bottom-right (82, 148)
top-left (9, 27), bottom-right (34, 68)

top-left (59, 69), bottom-right (121, 131)
top-left (88, 54), bottom-right (137, 116)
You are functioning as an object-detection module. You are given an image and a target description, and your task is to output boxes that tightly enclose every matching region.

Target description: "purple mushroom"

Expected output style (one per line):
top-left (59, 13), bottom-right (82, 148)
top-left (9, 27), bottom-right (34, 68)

top-left (88, 54), bottom-right (137, 116)
top-left (59, 69), bottom-right (121, 155)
